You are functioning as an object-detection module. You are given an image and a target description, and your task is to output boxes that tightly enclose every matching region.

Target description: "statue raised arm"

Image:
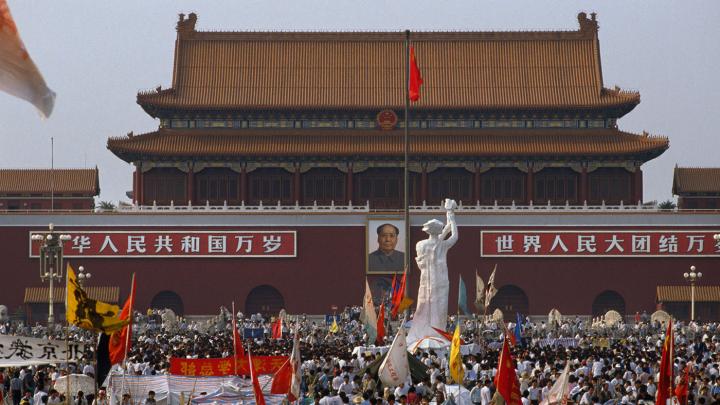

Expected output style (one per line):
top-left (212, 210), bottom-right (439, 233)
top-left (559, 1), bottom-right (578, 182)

top-left (407, 199), bottom-right (460, 347)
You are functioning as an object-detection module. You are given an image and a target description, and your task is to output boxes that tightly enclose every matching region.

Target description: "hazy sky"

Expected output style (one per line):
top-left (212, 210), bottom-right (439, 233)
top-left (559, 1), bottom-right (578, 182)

top-left (1, 1), bottom-right (719, 204)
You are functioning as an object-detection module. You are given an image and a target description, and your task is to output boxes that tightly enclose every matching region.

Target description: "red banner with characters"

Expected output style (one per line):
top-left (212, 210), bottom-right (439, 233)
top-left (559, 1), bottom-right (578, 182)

top-left (169, 356), bottom-right (288, 376)
top-left (29, 231), bottom-right (296, 258)
top-left (481, 230), bottom-right (720, 257)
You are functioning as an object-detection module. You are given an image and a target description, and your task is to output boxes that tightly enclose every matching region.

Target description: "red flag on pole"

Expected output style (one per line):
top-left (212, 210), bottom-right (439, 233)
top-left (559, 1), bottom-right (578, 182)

top-left (271, 329), bottom-right (301, 401)
top-left (271, 317), bottom-right (283, 340)
top-left (675, 364), bottom-right (690, 405)
top-left (493, 336), bottom-right (522, 405)
top-left (250, 350), bottom-right (266, 405)
top-left (408, 46), bottom-right (423, 102)
top-left (657, 320), bottom-right (675, 405)
top-left (376, 303), bottom-right (386, 345)
top-left (108, 274), bottom-right (135, 365)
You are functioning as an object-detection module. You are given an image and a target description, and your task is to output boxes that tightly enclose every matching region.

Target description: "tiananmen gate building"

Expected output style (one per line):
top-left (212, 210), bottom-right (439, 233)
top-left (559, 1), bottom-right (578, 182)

top-left (3, 12), bottom-right (720, 322)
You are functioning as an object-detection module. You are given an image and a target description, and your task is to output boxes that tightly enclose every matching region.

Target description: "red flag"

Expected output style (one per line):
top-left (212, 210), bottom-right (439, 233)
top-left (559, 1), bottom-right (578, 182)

top-left (408, 45), bottom-right (423, 102)
top-left (108, 274), bottom-right (135, 365)
top-left (271, 318), bottom-right (283, 340)
top-left (675, 364), bottom-right (690, 405)
top-left (250, 350), bottom-right (266, 405)
top-left (494, 336), bottom-right (522, 405)
top-left (270, 358), bottom-right (292, 396)
top-left (431, 327), bottom-right (454, 342)
top-left (376, 303), bottom-right (386, 345)
top-left (657, 320), bottom-right (675, 405)
top-left (392, 268), bottom-right (408, 318)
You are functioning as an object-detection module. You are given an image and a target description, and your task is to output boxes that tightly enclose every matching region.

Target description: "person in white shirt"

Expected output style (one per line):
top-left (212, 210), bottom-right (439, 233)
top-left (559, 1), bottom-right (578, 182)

top-left (480, 380), bottom-right (492, 405)
top-left (579, 384), bottom-right (595, 405)
top-left (338, 376), bottom-right (355, 396)
top-left (332, 372), bottom-right (344, 392)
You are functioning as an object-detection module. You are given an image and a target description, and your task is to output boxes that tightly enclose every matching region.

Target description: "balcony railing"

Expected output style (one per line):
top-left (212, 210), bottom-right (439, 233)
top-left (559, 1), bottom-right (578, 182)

top-left (110, 199), bottom-right (675, 213)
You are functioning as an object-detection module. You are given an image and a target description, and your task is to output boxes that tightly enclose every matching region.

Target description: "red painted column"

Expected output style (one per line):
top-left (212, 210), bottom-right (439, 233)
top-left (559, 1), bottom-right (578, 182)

top-left (293, 165), bottom-right (301, 204)
top-left (580, 167), bottom-right (588, 204)
top-left (137, 164), bottom-right (144, 205)
top-left (133, 167), bottom-right (138, 204)
top-left (346, 165), bottom-right (353, 204)
top-left (633, 167), bottom-right (643, 204)
top-left (187, 168), bottom-right (194, 204)
top-left (420, 166), bottom-right (428, 204)
top-left (240, 166), bottom-right (248, 203)
top-left (526, 166), bottom-right (534, 204)
top-left (474, 166), bottom-right (481, 203)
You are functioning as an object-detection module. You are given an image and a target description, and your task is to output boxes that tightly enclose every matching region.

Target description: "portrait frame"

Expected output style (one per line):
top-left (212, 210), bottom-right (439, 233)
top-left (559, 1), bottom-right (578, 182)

top-left (366, 216), bottom-right (407, 274)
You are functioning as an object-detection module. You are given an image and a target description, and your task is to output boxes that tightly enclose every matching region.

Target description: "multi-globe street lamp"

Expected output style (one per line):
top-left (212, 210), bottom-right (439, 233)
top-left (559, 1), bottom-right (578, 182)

top-left (683, 265), bottom-right (703, 322)
top-left (77, 265), bottom-right (92, 287)
top-left (30, 223), bottom-right (71, 328)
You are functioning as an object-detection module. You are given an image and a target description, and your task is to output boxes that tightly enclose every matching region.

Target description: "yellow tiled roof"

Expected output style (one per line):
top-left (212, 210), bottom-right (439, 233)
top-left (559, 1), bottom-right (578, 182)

top-left (137, 13), bottom-right (639, 114)
top-left (107, 128), bottom-right (668, 161)
top-left (24, 286), bottom-right (119, 304)
top-left (0, 169), bottom-right (99, 195)
top-left (657, 285), bottom-right (720, 302)
top-left (673, 167), bottom-right (720, 194)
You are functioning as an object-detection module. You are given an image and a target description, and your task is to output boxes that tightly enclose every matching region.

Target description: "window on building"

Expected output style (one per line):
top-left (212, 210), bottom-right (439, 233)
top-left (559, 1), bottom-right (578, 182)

top-left (428, 168), bottom-right (473, 205)
top-left (195, 168), bottom-right (240, 205)
top-left (248, 168), bottom-right (293, 205)
top-left (302, 168), bottom-right (345, 205)
top-left (588, 168), bottom-right (632, 205)
top-left (534, 168), bottom-right (578, 204)
top-left (480, 168), bottom-right (526, 204)
top-left (354, 168), bottom-right (403, 209)
top-left (143, 168), bottom-right (187, 205)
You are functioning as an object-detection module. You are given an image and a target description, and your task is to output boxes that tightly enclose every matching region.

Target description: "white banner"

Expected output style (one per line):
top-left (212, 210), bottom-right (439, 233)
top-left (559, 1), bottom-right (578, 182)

top-left (0, 335), bottom-right (90, 366)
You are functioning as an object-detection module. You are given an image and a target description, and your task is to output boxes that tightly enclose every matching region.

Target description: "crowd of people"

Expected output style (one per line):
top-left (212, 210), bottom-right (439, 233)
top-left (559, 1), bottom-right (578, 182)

top-left (2, 307), bottom-right (720, 405)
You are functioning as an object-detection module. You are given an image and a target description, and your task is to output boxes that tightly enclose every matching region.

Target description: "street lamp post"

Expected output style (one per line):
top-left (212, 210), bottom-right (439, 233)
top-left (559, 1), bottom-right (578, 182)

top-left (683, 265), bottom-right (703, 322)
top-left (77, 265), bottom-right (92, 288)
top-left (31, 223), bottom-right (71, 328)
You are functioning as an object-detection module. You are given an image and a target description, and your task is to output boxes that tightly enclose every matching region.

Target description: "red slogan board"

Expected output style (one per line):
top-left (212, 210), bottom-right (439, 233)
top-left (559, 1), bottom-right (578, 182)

top-left (29, 231), bottom-right (296, 258)
top-left (481, 230), bottom-right (720, 257)
top-left (169, 356), bottom-right (288, 376)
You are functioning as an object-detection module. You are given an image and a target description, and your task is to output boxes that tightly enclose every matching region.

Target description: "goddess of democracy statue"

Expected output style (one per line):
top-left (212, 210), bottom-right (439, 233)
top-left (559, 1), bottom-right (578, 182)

top-left (407, 198), bottom-right (458, 346)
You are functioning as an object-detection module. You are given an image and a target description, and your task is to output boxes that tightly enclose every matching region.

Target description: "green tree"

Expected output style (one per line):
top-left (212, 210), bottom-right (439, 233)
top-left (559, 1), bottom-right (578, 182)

top-left (657, 200), bottom-right (677, 210)
top-left (97, 201), bottom-right (116, 210)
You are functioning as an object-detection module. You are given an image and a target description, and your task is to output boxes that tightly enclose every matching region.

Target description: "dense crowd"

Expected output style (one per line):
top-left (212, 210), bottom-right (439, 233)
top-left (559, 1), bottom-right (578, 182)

top-left (2, 307), bottom-right (720, 405)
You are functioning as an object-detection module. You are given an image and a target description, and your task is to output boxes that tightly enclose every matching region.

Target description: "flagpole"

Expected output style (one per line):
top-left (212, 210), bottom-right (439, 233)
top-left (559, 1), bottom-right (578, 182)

top-left (123, 274), bottom-right (135, 369)
top-left (403, 29), bottom-right (411, 278)
top-left (232, 301), bottom-right (238, 376)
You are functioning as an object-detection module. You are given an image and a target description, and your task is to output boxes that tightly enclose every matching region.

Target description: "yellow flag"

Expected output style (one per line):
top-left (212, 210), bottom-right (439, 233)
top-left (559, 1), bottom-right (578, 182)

top-left (66, 265), bottom-right (128, 333)
top-left (329, 318), bottom-right (339, 334)
top-left (449, 323), bottom-right (464, 384)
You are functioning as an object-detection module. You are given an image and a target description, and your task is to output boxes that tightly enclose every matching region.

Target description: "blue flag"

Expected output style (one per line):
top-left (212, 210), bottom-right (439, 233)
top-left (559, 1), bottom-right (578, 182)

top-left (514, 312), bottom-right (523, 346)
top-left (458, 276), bottom-right (471, 316)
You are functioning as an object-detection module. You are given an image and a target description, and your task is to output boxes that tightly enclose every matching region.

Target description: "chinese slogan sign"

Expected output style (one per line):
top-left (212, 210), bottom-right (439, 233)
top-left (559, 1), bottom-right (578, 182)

top-left (169, 356), bottom-right (288, 376)
top-left (29, 231), bottom-right (297, 258)
top-left (0, 336), bottom-right (89, 367)
top-left (481, 230), bottom-right (720, 257)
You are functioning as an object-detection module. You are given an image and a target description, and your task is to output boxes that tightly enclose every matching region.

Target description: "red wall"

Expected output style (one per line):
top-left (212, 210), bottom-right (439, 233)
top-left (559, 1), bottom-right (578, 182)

top-left (2, 224), bottom-right (716, 317)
